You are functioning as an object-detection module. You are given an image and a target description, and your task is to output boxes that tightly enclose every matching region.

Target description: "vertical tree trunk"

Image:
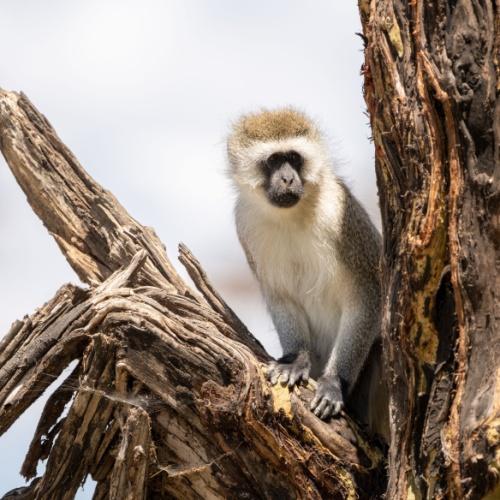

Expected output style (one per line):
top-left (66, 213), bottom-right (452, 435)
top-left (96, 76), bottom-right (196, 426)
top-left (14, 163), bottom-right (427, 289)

top-left (359, 0), bottom-right (499, 498)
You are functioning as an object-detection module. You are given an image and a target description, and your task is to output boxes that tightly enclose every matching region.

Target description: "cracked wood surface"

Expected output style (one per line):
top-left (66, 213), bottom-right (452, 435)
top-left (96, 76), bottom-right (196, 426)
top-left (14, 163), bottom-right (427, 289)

top-left (0, 89), bottom-right (385, 499)
top-left (360, 0), bottom-right (499, 498)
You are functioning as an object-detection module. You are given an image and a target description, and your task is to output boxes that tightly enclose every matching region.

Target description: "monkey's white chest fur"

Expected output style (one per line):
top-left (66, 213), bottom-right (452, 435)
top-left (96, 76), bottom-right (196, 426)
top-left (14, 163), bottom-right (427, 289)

top-left (236, 188), bottom-right (352, 372)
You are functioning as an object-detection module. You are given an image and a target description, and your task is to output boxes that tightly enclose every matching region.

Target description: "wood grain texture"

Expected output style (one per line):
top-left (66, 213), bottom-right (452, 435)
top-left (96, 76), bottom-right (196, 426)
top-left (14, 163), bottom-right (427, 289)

top-left (0, 90), bottom-right (385, 499)
top-left (359, 0), bottom-right (499, 498)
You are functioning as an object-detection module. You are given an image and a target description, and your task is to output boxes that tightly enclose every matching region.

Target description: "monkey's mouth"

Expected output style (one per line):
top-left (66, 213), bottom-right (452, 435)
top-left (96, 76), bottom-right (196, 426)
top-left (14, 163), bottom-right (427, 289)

top-left (268, 190), bottom-right (302, 208)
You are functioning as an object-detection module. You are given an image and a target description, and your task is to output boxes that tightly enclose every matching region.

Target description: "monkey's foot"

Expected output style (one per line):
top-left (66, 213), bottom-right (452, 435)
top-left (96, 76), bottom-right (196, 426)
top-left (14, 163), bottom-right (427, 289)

top-left (310, 376), bottom-right (344, 420)
top-left (266, 351), bottom-right (311, 387)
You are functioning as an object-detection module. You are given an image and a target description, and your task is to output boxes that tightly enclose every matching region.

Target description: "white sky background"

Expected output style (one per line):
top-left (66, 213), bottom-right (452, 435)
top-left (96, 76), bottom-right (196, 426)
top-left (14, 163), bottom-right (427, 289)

top-left (0, 1), bottom-right (378, 495)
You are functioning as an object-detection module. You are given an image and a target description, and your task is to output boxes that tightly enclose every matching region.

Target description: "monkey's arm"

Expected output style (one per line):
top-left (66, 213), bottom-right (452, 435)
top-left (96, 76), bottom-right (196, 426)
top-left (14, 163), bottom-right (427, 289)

top-left (265, 293), bottom-right (312, 387)
top-left (311, 297), bottom-right (378, 419)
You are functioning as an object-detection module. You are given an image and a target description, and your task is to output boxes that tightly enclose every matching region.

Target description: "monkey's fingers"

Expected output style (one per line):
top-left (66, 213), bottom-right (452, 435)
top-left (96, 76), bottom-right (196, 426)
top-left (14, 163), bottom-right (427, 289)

top-left (288, 368), bottom-right (309, 387)
top-left (267, 364), bottom-right (289, 385)
top-left (269, 370), bottom-right (281, 386)
top-left (267, 361), bottom-right (310, 388)
top-left (279, 370), bottom-right (290, 385)
top-left (318, 401), bottom-right (334, 420)
top-left (266, 362), bottom-right (280, 385)
top-left (320, 400), bottom-right (343, 419)
top-left (312, 397), bottom-right (329, 418)
top-left (310, 394), bottom-right (322, 412)
top-left (330, 401), bottom-right (343, 416)
top-left (288, 371), bottom-right (301, 387)
top-left (311, 396), bottom-right (343, 420)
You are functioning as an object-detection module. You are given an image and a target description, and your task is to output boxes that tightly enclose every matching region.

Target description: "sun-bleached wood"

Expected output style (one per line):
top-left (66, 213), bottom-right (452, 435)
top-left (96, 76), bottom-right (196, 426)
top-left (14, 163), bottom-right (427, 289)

top-left (0, 89), bottom-right (384, 499)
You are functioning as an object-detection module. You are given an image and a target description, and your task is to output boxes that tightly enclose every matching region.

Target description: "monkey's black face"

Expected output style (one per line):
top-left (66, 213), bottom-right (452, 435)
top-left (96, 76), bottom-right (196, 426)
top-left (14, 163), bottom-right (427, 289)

top-left (263, 151), bottom-right (304, 208)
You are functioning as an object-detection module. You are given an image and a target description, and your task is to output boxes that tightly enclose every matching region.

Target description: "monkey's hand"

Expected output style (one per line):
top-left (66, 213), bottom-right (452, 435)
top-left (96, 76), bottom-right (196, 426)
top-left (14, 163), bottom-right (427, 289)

top-left (266, 351), bottom-right (311, 387)
top-left (310, 376), bottom-right (344, 420)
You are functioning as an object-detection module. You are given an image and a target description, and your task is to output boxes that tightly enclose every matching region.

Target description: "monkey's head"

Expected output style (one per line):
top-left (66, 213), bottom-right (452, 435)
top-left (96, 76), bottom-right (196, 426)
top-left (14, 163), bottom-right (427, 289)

top-left (227, 108), bottom-right (329, 210)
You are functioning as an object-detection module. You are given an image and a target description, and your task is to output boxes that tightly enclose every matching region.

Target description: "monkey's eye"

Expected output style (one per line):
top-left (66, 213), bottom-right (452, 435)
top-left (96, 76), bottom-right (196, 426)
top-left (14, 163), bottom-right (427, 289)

top-left (287, 151), bottom-right (303, 168)
top-left (266, 153), bottom-right (283, 169)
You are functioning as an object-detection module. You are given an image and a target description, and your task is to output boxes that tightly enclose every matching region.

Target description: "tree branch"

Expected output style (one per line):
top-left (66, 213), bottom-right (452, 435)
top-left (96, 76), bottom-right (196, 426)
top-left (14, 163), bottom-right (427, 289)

top-left (0, 89), bottom-right (385, 499)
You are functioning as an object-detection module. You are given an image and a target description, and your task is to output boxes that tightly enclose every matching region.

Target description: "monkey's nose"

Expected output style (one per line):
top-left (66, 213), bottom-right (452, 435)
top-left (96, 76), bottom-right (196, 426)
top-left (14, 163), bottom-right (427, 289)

top-left (281, 174), bottom-right (294, 186)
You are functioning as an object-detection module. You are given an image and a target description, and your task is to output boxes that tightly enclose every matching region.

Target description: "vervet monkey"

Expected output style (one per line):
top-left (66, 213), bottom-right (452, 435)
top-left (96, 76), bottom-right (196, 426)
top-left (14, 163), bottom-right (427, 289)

top-left (227, 108), bottom-right (387, 436)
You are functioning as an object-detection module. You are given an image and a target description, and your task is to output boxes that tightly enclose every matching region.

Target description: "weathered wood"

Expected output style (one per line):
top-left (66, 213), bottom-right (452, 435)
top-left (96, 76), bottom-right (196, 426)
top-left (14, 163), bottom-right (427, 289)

top-left (108, 407), bottom-right (151, 500)
top-left (21, 363), bottom-right (81, 479)
top-left (0, 90), bottom-right (185, 292)
top-left (359, 0), bottom-right (499, 498)
top-left (0, 89), bottom-right (385, 499)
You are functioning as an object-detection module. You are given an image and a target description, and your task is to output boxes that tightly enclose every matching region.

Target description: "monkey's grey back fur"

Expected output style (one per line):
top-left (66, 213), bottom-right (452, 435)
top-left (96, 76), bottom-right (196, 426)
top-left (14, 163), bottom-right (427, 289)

top-left (337, 181), bottom-right (381, 305)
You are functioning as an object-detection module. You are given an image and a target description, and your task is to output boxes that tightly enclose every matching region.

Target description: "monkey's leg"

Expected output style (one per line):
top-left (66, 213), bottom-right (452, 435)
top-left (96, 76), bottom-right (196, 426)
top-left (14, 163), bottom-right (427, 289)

top-left (311, 305), bottom-right (376, 420)
top-left (264, 294), bottom-right (312, 387)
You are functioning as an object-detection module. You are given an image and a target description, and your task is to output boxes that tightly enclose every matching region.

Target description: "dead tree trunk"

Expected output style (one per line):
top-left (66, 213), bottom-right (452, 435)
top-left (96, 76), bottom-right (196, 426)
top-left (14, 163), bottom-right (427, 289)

top-left (359, 0), bottom-right (499, 498)
top-left (0, 90), bottom-right (385, 499)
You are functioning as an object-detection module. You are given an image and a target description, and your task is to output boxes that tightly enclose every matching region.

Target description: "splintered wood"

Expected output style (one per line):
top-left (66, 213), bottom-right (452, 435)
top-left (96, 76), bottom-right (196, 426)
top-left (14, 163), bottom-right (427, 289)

top-left (0, 90), bottom-right (385, 499)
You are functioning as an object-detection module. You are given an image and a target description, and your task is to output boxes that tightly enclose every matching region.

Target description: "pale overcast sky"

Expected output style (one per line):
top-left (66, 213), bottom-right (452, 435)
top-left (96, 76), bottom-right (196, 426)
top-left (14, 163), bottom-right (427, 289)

top-left (0, 1), bottom-right (377, 495)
